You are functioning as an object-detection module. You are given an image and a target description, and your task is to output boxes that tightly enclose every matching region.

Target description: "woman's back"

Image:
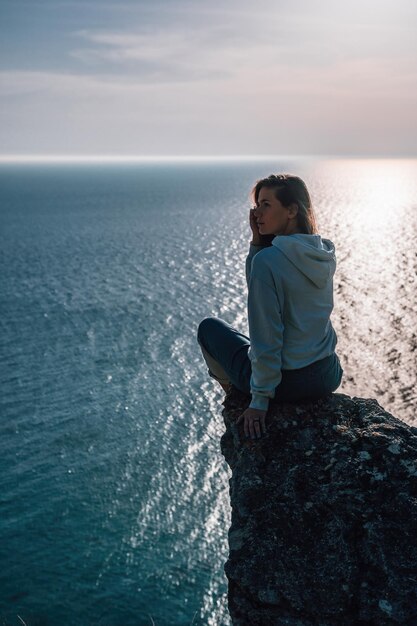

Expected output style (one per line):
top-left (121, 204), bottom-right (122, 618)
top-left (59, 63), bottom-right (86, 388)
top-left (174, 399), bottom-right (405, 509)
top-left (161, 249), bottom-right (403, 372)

top-left (247, 234), bottom-right (337, 369)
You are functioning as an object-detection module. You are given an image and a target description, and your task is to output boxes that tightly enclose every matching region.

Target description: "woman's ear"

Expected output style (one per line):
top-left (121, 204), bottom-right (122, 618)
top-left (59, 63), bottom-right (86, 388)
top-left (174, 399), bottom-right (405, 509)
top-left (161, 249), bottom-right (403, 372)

top-left (288, 203), bottom-right (299, 219)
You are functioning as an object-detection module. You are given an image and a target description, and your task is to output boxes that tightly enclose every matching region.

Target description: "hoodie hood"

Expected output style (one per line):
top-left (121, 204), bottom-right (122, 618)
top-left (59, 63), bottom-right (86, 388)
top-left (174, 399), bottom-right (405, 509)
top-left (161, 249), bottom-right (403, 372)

top-left (272, 234), bottom-right (336, 288)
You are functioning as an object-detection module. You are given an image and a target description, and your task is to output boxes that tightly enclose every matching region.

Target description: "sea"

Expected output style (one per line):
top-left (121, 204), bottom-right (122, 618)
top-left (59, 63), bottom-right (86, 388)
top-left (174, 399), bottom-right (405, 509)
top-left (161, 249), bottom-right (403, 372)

top-left (0, 158), bottom-right (416, 626)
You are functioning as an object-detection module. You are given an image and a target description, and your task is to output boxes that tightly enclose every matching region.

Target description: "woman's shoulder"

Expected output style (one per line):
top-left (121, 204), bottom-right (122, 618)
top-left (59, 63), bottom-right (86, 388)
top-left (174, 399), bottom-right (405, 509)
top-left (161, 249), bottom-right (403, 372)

top-left (251, 245), bottom-right (285, 279)
top-left (252, 244), bottom-right (280, 264)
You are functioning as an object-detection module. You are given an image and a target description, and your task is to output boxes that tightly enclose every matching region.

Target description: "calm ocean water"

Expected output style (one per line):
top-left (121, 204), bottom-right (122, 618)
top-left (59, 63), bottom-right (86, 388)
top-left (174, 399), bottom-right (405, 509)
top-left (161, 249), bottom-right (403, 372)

top-left (1, 159), bottom-right (416, 626)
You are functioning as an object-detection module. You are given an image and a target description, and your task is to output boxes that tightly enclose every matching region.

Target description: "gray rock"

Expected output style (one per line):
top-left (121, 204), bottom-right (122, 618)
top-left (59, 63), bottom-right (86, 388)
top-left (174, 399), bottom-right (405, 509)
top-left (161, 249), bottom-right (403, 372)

top-left (220, 391), bottom-right (417, 625)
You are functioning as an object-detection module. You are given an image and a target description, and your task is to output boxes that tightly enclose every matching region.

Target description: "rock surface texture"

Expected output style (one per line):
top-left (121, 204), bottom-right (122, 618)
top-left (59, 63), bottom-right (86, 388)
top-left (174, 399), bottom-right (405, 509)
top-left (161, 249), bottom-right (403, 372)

top-left (220, 391), bottom-right (417, 626)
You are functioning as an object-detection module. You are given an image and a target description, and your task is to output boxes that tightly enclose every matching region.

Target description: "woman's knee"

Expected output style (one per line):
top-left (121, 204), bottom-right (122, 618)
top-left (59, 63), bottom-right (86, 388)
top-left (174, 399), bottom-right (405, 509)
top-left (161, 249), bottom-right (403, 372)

top-left (197, 317), bottom-right (224, 347)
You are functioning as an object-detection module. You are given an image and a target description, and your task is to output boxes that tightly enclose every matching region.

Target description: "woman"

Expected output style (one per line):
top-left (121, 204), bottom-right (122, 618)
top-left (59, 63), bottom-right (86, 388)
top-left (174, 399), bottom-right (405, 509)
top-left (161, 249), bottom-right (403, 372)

top-left (197, 174), bottom-right (343, 440)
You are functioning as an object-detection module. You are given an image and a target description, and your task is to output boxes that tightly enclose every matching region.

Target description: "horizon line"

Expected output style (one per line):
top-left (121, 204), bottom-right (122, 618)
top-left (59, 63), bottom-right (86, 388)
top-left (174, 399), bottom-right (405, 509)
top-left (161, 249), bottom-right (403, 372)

top-left (0, 153), bottom-right (416, 164)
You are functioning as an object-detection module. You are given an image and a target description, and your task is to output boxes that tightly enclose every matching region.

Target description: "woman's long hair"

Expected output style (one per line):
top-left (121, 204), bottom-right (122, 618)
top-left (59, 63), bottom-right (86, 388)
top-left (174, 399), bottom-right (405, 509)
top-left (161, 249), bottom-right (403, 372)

top-left (251, 174), bottom-right (318, 235)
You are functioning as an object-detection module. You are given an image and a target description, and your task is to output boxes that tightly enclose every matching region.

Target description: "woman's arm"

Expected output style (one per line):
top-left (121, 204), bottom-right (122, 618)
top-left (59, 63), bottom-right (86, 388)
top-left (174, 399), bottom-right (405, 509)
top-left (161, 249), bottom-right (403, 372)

top-left (237, 256), bottom-right (283, 440)
top-left (247, 254), bottom-right (284, 412)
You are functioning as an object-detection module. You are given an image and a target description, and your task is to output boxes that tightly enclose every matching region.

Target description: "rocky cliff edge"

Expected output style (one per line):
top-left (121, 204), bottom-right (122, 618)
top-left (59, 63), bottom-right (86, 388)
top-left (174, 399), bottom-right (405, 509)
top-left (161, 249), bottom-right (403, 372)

top-left (220, 391), bottom-right (417, 626)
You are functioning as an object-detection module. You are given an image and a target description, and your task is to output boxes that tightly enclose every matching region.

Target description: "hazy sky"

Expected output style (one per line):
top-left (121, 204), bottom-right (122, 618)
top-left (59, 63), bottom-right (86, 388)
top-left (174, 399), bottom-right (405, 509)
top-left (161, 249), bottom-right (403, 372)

top-left (1, 0), bottom-right (416, 157)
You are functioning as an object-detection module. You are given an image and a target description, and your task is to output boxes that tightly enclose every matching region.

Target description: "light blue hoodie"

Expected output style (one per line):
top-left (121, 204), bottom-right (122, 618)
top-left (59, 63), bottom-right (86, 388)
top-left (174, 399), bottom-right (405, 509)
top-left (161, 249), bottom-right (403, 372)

top-left (246, 234), bottom-right (338, 411)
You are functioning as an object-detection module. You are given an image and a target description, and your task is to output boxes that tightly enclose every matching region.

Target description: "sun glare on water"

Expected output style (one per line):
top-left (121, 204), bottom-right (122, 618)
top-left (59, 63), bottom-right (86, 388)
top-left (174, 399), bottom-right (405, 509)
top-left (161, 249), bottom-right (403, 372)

top-left (351, 159), bottom-right (415, 221)
top-left (313, 158), bottom-right (417, 251)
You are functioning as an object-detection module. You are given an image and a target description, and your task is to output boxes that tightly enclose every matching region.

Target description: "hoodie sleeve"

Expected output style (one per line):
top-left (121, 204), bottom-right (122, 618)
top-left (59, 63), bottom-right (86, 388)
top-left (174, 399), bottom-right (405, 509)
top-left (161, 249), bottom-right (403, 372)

top-left (245, 244), bottom-right (266, 289)
top-left (248, 253), bottom-right (284, 411)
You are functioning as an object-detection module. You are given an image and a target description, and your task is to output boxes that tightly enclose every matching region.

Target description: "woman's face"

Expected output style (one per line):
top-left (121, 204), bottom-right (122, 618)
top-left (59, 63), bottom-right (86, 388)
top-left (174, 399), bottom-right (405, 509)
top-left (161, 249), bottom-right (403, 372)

top-left (254, 186), bottom-right (296, 236)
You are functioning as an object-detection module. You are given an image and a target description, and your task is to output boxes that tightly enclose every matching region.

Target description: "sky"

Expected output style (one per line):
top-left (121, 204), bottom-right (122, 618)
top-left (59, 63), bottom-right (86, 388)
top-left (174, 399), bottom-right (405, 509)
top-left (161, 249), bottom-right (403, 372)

top-left (0, 0), bottom-right (416, 158)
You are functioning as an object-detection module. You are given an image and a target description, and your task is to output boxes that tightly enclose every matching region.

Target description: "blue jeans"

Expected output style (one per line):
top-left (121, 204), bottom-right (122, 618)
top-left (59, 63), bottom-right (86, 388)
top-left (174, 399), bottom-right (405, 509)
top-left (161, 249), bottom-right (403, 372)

top-left (197, 317), bottom-right (343, 403)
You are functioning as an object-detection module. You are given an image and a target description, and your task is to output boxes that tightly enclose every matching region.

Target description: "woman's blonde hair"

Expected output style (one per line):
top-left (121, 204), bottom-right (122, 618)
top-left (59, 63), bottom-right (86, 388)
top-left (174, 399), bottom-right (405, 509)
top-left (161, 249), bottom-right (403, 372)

top-left (251, 174), bottom-right (318, 235)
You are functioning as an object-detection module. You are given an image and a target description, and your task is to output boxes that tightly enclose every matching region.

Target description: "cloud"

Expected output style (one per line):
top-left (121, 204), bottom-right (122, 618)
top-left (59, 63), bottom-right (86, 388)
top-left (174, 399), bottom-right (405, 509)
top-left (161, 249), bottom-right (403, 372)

top-left (1, 0), bottom-right (416, 155)
top-left (68, 30), bottom-right (231, 82)
top-left (72, 30), bottom-right (189, 63)
top-left (66, 0), bottom-right (417, 86)
top-left (1, 56), bottom-right (415, 145)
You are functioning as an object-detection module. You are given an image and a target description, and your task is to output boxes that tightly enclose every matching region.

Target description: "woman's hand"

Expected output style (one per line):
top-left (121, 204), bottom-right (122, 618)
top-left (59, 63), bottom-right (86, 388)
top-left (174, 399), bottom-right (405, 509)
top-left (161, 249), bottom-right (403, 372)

top-left (249, 208), bottom-right (274, 247)
top-left (237, 407), bottom-right (267, 439)
top-left (249, 208), bottom-right (261, 245)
